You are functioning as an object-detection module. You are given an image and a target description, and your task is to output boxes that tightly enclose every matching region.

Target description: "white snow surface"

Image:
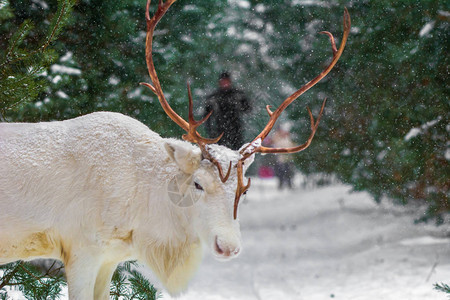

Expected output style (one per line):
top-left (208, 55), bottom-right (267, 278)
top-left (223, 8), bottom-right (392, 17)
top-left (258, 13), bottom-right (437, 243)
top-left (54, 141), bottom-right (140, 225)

top-left (160, 178), bottom-right (450, 300)
top-left (3, 177), bottom-right (450, 299)
top-left (404, 116), bottom-right (442, 141)
top-left (50, 64), bottom-right (82, 75)
top-left (419, 21), bottom-right (435, 37)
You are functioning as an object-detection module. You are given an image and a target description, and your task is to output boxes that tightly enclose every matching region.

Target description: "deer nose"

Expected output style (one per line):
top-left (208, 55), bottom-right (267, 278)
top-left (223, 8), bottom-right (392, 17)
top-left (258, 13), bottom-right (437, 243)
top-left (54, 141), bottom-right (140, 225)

top-left (214, 236), bottom-right (240, 258)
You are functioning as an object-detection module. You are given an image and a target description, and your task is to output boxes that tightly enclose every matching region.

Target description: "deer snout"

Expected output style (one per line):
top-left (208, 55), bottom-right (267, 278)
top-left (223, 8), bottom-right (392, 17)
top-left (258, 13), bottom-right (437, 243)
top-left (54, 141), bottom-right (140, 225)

top-left (213, 235), bottom-right (240, 259)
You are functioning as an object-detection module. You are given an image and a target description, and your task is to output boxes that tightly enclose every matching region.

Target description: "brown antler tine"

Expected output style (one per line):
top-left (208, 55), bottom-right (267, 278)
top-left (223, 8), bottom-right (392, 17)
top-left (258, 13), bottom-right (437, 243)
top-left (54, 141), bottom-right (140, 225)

top-left (187, 82), bottom-right (196, 124)
top-left (319, 31), bottom-right (337, 54)
top-left (143, 0), bottom-right (189, 131)
top-left (143, 0), bottom-right (225, 149)
top-left (314, 97), bottom-right (327, 129)
top-left (257, 98), bottom-right (327, 154)
top-left (233, 195), bottom-right (239, 219)
top-left (184, 83), bottom-right (225, 144)
top-left (139, 82), bottom-right (157, 94)
top-left (233, 160), bottom-right (251, 219)
top-left (145, 0), bottom-right (151, 21)
top-left (202, 132), bottom-right (224, 144)
top-left (266, 105), bottom-right (274, 117)
top-left (221, 161), bottom-right (232, 182)
top-left (187, 82), bottom-right (210, 126)
top-left (197, 145), bottom-right (231, 183)
top-left (213, 160), bottom-right (232, 183)
top-left (344, 7), bottom-right (351, 32)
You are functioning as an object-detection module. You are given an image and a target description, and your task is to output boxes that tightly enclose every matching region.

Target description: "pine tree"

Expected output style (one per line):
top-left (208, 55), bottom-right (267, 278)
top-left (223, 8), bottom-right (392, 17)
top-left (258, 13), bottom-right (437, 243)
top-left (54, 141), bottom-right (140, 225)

top-left (289, 0), bottom-right (449, 224)
top-left (0, 0), bottom-right (75, 118)
top-left (239, 0), bottom-right (448, 224)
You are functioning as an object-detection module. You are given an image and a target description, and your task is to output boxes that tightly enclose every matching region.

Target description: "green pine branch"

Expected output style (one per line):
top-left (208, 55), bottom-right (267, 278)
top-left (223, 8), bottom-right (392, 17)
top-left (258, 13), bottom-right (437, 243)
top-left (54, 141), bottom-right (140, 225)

top-left (110, 261), bottom-right (161, 300)
top-left (5, 20), bottom-right (33, 61)
top-left (0, 261), bottom-right (66, 300)
top-left (0, 0), bottom-right (75, 117)
top-left (1, 0), bottom-right (74, 68)
top-left (1, 260), bottom-right (160, 299)
top-left (434, 282), bottom-right (450, 295)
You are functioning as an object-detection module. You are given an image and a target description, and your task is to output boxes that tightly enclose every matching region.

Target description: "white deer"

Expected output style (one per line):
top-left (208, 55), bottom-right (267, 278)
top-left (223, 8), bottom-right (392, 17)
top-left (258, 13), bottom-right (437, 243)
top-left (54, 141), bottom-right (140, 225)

top-left (0, 0), bottom-right (350, 299)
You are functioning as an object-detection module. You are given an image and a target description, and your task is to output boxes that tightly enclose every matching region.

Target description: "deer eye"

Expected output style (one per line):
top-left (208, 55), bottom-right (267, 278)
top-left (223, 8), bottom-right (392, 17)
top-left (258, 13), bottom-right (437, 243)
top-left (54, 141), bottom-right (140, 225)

top-left (194, 182), bottom-right (204, 191)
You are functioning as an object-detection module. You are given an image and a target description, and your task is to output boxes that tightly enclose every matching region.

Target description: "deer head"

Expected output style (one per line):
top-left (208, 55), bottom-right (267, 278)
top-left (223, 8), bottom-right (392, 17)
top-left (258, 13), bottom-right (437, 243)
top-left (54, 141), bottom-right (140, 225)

top-left (141, 0), bottom-right (350, 255)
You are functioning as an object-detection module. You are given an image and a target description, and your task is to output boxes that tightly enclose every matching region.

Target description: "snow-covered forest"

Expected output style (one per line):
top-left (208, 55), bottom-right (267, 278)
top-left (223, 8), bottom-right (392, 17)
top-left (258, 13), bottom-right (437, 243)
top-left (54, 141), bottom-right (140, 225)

top-left (0, 0), bottom-right (448, 299)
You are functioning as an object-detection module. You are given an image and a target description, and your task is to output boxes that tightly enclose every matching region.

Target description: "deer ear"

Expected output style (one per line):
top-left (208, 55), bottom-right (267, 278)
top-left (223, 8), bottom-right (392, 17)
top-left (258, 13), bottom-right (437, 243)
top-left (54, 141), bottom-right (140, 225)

top-left (165, 140), bottom-right (201, 174)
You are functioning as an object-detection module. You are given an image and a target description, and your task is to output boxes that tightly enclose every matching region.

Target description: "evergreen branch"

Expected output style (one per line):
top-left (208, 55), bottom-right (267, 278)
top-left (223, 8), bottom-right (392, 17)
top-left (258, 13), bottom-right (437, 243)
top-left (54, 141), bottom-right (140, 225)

top-left (1, 73), bottom-right (45, 110)
top-left (128, 269), bottom-right (159, 300)
top-left (5, 20), bottom-right (32, 60)
top-left (109, 262), bottom-right (159, 300)
top-left (434, 282), bottom-right (450, 294)
top-left (41, 0), bottom-right (68, 53)
top-left (0, 262), bottom-right (23, 290)
top-left (0, 0), bottom-right (73, 69)
top-left (0, 261), bottom-right (66, 299)
top-left (18, 264), bottom-right (51, 289)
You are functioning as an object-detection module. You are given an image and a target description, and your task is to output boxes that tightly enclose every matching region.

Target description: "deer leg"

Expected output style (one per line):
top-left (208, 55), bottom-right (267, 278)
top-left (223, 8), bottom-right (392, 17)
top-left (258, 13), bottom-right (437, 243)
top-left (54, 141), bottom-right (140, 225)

top-left (94, 261), bottom-right (118, 300)
top-left (64, 251), bottom-right (101, 300)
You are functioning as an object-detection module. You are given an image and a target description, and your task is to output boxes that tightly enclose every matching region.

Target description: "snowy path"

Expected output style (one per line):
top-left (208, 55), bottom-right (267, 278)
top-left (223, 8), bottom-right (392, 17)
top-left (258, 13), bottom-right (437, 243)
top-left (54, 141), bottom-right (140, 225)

top-left (163, 179), bottom-right (450, 300)
top-left (4, 179), bottom-right (449, 299)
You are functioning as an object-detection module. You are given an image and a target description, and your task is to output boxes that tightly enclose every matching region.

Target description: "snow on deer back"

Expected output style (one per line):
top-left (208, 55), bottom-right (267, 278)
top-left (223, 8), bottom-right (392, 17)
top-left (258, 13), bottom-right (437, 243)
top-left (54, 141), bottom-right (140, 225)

top-left (0, 111), bottom-right (253, 298)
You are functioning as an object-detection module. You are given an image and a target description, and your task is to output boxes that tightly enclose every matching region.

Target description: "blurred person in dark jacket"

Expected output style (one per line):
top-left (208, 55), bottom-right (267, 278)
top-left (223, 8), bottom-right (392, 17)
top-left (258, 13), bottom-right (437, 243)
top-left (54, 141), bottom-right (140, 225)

top-left (204, 72), bottom-right (251, 150)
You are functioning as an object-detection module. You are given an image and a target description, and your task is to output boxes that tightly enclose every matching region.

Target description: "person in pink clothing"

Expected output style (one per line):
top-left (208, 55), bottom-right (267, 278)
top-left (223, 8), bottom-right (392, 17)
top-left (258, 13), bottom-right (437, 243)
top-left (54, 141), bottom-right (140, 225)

top-left (270, 124), bottom-right (295, 189)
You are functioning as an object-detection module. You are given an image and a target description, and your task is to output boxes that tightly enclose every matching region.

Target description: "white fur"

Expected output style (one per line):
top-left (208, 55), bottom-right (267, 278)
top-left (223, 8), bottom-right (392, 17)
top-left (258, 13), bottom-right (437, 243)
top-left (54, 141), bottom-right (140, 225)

top-left (0, 112), bottom-right (253, 299)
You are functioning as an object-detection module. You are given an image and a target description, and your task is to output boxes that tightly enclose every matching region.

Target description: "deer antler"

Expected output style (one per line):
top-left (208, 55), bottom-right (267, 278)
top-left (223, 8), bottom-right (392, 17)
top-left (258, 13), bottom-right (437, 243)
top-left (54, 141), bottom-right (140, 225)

top-left (140, 0), bottom-right (231, 182)
top-left (240, 8), bottom-right (350, 158)
top-left (140, 1), bottom-right (350, 217)
top-left (186, 83), bottom-right (232, 182)
top-left (233, 9), bottom-right (351, 219)
top-left (233, 160), bottom-right (251, 219)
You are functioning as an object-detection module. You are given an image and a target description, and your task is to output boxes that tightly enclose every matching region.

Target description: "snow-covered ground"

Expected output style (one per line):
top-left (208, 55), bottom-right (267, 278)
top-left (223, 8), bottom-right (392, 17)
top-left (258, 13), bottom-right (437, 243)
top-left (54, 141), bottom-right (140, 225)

top-left (162, 177), bottom-right (450, 300)
top-left (4, 177), bottom-right (449, 299)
